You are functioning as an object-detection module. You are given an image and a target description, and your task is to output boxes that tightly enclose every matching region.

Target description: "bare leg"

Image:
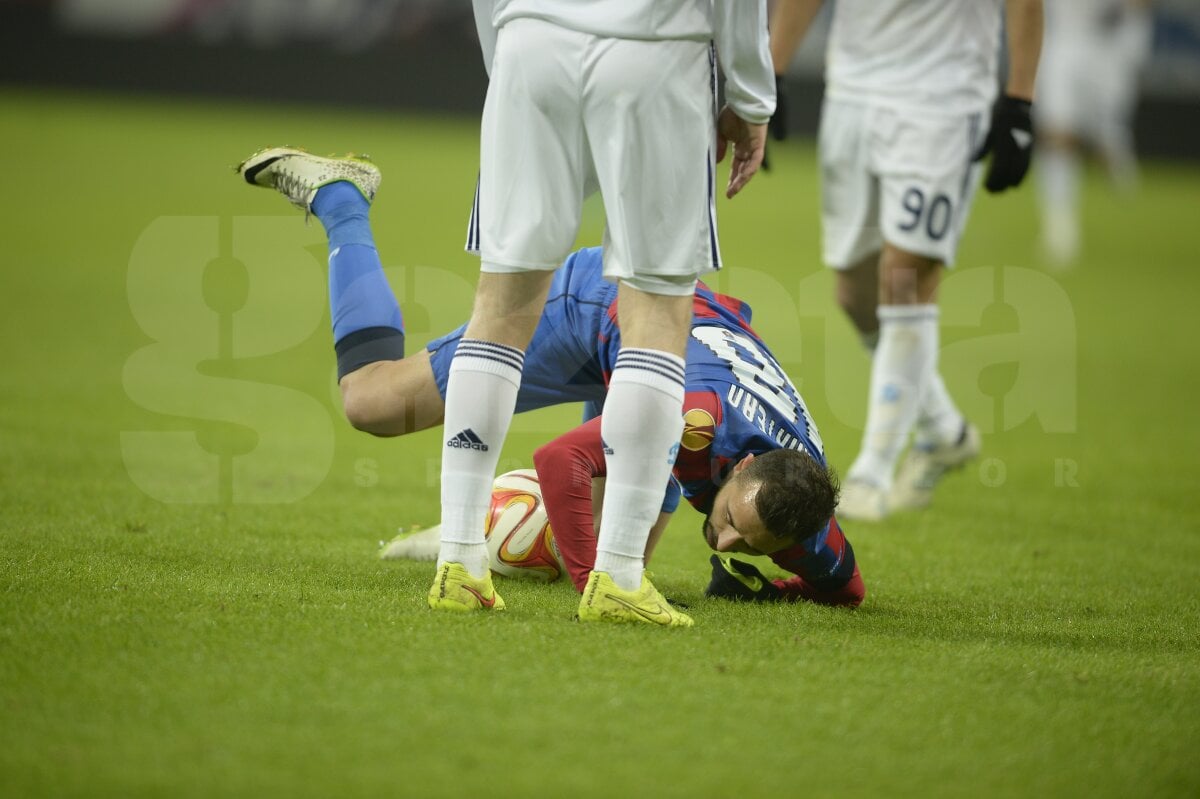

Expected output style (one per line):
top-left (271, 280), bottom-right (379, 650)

top-left (879, 244), bottom-right (941, 306)
top-left (835, 251), bottom-right (883, 340)
top-left (839, 245), bottom-right (943, 520)
top-left (338, 267), bottom-right (554, 438)
top-left (464, 271), bottom-right (556, 347)
top-left (615, 283), bottom-right (693, 356)
top-left (338, 351), bottom-right (446, 437)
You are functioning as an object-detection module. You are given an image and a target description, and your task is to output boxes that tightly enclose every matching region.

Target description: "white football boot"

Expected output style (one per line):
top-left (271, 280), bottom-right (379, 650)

top-left (836, 479), bottom-right (889, 522)
top-left (379, 525), bottom-right (442, 561)
top-left (237, 147), bottom-right (381, 215)
top-left (889, 422), bottom-right (982, 511)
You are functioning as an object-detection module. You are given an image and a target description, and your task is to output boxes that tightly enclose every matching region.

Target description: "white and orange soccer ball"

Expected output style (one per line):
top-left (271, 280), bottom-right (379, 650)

top-left (484, 469), bottom-right (565, 582)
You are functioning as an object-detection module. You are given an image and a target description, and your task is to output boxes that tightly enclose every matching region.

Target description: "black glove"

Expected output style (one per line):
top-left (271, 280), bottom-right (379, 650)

top-left (704, 555), bottom-right (782, 602)
top-left (973, 94), bottom-right (1034, 194)
top-left (762, 75), bottom-right (788, 173)
top-left (769, 74), bottom-right (788, 142)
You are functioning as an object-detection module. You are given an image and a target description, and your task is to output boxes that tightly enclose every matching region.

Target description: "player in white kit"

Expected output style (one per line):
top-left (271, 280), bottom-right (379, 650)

top-left (433, 0), bottom-right (776, 624)
top-left (769, 0), bottom-right (1043, 520)
top-left (1036, 0), bottom-right (1153, 265)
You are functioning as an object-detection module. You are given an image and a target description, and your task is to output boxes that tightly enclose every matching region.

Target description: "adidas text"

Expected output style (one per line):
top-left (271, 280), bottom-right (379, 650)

top-left (447, 429), bottom-right (489, 452)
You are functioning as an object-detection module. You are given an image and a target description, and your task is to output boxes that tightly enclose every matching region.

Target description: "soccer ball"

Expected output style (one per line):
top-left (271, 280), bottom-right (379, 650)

top-left (485, 469), bottom-right (565, 582)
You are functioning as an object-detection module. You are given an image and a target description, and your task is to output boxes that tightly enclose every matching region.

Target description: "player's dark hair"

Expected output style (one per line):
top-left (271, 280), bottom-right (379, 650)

top-left (739, 449), bottom-right (840, 544)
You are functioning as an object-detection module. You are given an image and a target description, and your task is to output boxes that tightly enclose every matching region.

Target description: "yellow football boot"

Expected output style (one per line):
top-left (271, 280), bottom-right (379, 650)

top-left (428, 562), bottom-right (506, 613)
top-left (577, 571), bottom-right (693, 627)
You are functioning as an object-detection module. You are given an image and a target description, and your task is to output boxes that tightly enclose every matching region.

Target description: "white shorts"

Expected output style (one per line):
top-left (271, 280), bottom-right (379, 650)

top-left (465, 17), bottom-right (719, 296)
top-left (818, 97), bottom-right (987, 268)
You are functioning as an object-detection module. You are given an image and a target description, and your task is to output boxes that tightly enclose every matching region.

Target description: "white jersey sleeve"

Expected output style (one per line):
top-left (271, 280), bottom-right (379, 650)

top-left (713, 0), bottom-right (776, 124)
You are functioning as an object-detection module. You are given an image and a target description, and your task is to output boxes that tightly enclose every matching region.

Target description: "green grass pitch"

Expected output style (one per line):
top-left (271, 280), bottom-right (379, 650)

top-left (1, 88), bottom-right (1198, 797)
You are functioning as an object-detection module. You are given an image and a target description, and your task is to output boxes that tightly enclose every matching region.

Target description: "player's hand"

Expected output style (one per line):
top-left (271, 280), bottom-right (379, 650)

top-left (973, 94), bottom-right (1034, 194)
top-left (704, 554), bottom-right (783, 602)
top-left (716, 106), bottom-right (767, 198)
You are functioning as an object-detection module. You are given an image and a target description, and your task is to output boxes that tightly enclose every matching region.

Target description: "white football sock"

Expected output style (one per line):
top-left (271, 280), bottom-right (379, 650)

top-left (914, 372), bottom-right (964, 450)
top-left (594, 348), bottom-right (686, 591)
top-left (848, 305), bottom-right (938, 490)
top-left (438, 339), bottom-right (524, 578)
top-left (859, 321), bottom-right (960, 452)
top-left (1038, 148), bottom-right (1082, 263)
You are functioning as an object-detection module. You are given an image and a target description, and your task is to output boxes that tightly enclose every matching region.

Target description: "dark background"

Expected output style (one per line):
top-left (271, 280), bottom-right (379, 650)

top-left (2, 0), bottom-right (1199, 160)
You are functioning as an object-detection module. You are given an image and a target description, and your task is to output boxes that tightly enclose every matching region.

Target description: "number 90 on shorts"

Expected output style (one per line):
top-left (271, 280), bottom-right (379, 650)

top-left (818, 97), bottom-right (986, 269)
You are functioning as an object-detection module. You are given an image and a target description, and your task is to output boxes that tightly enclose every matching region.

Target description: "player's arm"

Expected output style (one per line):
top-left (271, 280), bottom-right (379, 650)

top-left (706, 554), bottom-right (863, 607)
top-left (1004, 0), bottom-right (1044, 102)
top-left (590, 478), bottom-right (674, 564)
top-left (974, 0), bottom-right (1044, 192)
top-left (533, 418), bottom-right (677, 592)
top-left (764, 0), bottom-right (825, 147)
top-left (766, 517), bottom-right (865, 607)
top-left (701, 455), bottom-right (862, 607)
top-left (713, 0), bottom-right (774, 197)
top-left (769, 0), bottom-right (825, 76)
top-left (532, 418), bottom-right (606, 591)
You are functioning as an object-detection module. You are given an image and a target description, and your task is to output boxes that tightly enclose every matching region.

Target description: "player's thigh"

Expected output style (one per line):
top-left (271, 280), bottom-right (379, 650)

top-left (582, 37), bottom-right (716, 285)
top-left (428, 312), bottom-right (607, 416)
top-left (877, 109), bottom-right (986, 267)
top-left (477, 18), bottom-right (588, 271)
top-left (818, 98), bottom-right (883, 270)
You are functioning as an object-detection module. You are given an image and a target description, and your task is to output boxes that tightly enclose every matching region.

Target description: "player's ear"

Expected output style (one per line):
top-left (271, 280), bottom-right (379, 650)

top-left (733, 454), bottom-right (755, 473)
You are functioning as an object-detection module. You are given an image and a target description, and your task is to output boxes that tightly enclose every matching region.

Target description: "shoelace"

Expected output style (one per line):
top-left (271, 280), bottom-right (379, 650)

top-left (273, 168), bottom-right (314, 215)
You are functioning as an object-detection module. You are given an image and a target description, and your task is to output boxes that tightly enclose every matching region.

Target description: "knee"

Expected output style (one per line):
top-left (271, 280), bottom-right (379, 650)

top-left (340, 381), bottom-right (396, 438)
top-left (879, 248), bottom-right (940, 305)
top-left (342, 398), bottom-right (385, 437)
top-left (835, 280), bottom-right (877, 335)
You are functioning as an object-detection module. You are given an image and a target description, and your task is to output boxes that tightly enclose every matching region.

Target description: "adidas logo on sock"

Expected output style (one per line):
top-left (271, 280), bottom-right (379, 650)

top-left (601, 438), bottom-right (614, 456)
top-left (447, 428), bottom-right (489, 452)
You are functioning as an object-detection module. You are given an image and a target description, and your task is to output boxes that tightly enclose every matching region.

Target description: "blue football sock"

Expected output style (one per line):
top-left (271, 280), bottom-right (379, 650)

top-left (313, 181), bottom-right (373, 249)
top-left (312, 182), bottom-right (405, 379)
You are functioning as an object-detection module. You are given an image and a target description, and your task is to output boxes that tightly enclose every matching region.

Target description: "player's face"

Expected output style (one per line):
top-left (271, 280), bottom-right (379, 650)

top-left (702, 471), bottom-right (789, 557)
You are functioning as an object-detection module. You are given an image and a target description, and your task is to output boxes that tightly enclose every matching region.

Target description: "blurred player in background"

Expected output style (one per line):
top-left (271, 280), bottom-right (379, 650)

top-left (769, 0), bottom-right (1043, 521)
top-left (236, 152), bottom-right (863, 615)
top-left (435, 0), bottom-right (776, 626)
top-left (1036, 0), bottom-right (1153, 266)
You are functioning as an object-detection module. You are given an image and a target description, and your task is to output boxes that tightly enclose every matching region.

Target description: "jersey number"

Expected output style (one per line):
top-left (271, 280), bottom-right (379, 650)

top-left (691, 326), bottom-right (824, 455)
top-left (898, 187), bottom-right (953, 241)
